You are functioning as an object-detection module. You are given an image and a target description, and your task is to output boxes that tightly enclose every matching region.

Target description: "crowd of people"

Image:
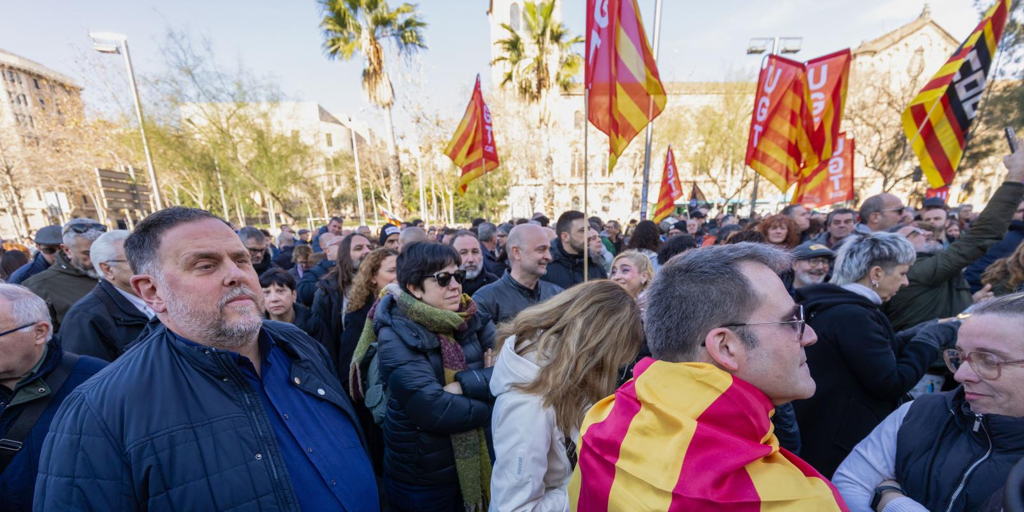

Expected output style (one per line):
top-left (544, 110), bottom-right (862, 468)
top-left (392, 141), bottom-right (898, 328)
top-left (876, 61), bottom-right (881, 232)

top-left (0, 142), bottom-right (1023, 511)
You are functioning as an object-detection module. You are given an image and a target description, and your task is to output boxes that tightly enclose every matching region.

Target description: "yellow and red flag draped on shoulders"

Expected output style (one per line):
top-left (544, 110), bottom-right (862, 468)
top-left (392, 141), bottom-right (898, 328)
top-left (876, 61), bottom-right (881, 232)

top-left (902, 0), bottom-right (1010, 188)
top-left (745, 55), bottom-right (818, 193)
top-left (586, 0), bottom-right (667, 173)
top-left (569, 358), bottom-right (849, 511)
top-left (444, 74), bottom-right (499, 194)
top-left (652, 147), bottom-right (681, 224)
top-left (806, 49), bottom-right (851, 162)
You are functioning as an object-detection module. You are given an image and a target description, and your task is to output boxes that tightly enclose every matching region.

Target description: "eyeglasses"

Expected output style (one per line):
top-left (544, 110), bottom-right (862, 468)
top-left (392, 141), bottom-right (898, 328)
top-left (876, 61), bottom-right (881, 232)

top-left (943, 348), bottom-right (1024, 380)
top-left (711, 305), bottom-right (806, 344)
top-left (246, 247), bottom-right (266, 256)
top-left (805, 257), bottom-right (831, 268)
top-left (428, 269), bottom-right (466, 287)
top-left (62, 223), bottom-right (106, 235)
top-left (105, 259), bottom-right (127, 265)
top-left (0, 322), bottom-right (38, 338)
top-left (38, 245), bottom-right (59, 255)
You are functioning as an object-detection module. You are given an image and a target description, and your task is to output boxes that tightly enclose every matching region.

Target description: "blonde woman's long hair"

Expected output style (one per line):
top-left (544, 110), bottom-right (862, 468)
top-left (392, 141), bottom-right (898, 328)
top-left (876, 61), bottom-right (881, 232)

top-left (495, 280), bottom-right (644, 436)
top-left (611, 250), bottom-right (654, 293)
top-left (346, 248), bottom-right (399, 312)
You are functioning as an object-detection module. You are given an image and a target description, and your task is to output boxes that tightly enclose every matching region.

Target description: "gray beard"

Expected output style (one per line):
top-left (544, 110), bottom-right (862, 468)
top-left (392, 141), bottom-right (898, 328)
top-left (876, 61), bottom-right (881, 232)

top-left (164, 284), bottom-right (265, 349)
top-left (463, 266), bottom-right (481, 280)
top-left (70, 257), bottom-right (100, 279)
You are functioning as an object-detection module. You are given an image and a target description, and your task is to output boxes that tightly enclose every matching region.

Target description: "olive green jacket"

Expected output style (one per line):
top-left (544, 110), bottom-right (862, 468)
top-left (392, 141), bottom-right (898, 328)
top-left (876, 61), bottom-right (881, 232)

top-left (883, 181), bottom-right (1024, 331)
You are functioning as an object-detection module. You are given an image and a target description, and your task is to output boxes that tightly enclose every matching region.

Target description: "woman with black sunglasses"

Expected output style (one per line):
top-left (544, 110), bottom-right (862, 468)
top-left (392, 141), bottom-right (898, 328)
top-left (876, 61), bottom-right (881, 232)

top-left (369, 241), bottom-right (496, 512)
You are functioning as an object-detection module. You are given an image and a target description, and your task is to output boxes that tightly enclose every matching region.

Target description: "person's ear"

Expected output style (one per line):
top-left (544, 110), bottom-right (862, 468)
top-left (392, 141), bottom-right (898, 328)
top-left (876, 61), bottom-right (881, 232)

top-left (99, 261), bottom-right (115, 281)
top-left (60, 243), bottom-right (71, 259)
top-left (32, 322), bottom-right (50, 346)
top-left (868, 265), bottom-right (885, 284)
top-left (290, 290), bottom-right (297, 303)
top-left (405, 283), bottom-right (424, 300)
top-left (703, 327), bottom-right (743, 373)
top-left (132, 274), bottom-right (167, 313)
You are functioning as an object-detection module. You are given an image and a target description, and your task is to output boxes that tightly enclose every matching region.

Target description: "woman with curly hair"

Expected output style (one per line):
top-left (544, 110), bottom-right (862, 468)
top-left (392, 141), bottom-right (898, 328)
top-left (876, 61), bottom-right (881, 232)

top-left (339, 247), bottom-right (399, 383)
top-left (757, 214), bottom-right (801, 249)
top-left (981, 241), bottom-right (1024, 296)
top-left (626, 219), bottom-right (663, 270)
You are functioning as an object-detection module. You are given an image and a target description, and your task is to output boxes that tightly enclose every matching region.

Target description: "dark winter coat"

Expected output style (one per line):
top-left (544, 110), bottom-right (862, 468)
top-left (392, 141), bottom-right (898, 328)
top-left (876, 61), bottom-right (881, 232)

top-left (794, 284), bottom-right (939, 478)
top-left (22, 251), bottom-right (97, 334)
top-left (461, 269), bottom-right (499, 297)
top-left (0, 343), bottom-right (106, 512)
top-left (896, 388), bottom-right (1024, 512)
top-left (265, 303), bottom-right (321, 342)
top-left (884, 182), bottom-right (1024, 331)
top-left (58, 279), bottom-right (150, 362)
top-left (7, 251), bottom-right (51, 285)
top-left (297, 258), bottom-right (335, 306)
top-left (273, 245), bottom-right (295, 270)
top-left (540, 239), bottom-right (607, 290)
top-left (375, 293), bottom-right (496, 485)
top-left (964, 220), bottom-right (1024, 294)
top-left (472, 271), bottom-right (563, 325)
top-left (311, 275), bottom-right (348, 370)
top-left (33, 321), bottom-right (369, 511)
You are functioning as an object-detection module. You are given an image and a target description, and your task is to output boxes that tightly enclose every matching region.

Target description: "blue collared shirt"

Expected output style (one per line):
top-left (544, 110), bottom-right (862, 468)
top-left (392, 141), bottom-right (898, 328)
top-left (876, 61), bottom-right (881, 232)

top-left (174, 331), bottom-right (377, 511)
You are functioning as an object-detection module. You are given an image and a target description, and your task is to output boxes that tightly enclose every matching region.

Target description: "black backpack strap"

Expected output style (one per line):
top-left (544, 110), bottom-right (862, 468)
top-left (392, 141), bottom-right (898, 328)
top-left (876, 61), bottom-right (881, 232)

top-left (0, 352), bottom-right (79, 475)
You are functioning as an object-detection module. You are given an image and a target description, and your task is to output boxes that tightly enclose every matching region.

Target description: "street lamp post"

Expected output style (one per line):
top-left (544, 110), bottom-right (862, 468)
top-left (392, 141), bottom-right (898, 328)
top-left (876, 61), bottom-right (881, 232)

top-left (90, 32), bottom-right (163, 210)
top-left (349, 117), bottom-right (367, 226)
top-left (746, 36), bottom-right (801, 217)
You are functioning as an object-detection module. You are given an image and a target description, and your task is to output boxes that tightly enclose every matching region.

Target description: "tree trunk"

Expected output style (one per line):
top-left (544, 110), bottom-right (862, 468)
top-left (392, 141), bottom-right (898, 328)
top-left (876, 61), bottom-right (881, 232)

top-left (1, 171), bottom-right (29, 239)
top-left (382, 106), bottom-right (404, 216)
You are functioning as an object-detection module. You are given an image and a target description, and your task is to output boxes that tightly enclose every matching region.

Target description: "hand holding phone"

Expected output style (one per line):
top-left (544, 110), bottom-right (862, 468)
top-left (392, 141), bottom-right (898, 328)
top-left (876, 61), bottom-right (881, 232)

top-left (1005, 127), bottom-right (1024, 183)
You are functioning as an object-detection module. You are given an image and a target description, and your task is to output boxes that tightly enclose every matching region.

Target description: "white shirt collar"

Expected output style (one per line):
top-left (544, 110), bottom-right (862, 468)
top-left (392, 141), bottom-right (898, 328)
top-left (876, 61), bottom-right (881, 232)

top-left (840, 282), bottom-right (883, 306)
top-left (111, 283), bottom-right (156, 319)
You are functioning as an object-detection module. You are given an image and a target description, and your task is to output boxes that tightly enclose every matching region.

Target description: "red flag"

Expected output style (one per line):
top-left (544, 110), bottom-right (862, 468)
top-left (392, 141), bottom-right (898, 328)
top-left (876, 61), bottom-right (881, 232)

top-left (926, 186), bottom-right (950, 202)
top-left (792, 133), bottom-right (855, 208)
top-left (806, 49), bottom-right (851, 161)
top-left (652, 147), bottom-right (682, 223)
top-left (586, 0), bottom-right (667, 172)
top-left (745, 55), bottom-right (817, 192)
top-left (444, 74), bottom-right (499, 194)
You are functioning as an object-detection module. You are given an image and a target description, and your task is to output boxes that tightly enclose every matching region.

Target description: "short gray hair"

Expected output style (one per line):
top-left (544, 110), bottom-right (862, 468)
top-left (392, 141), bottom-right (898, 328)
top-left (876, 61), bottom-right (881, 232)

top-left (238, 226), bottom-right (265, 244)
top-left (90, 230), bottom-right (131, 277)
top-left (970, 291), bottom-right (1024, 318)
top-left (644, 243), bottom-right (792, 362)
top-left (478, 222), bottom-right (497, 242)
top-left (62, 218), bottom-right (104, 247)
top-left (858, 194), bottom-right (887, 224)
top-left (0, 284), bottom-right (52, 340)
top-left (829, 232), bottom-right (916, 285)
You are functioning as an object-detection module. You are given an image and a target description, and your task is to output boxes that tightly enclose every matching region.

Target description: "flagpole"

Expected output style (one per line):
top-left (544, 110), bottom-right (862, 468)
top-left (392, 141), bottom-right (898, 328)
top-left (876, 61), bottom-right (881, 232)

top-left (638, 0), bottom-right (664, 221)
top-left (584, 88), bottom-right (590, 282)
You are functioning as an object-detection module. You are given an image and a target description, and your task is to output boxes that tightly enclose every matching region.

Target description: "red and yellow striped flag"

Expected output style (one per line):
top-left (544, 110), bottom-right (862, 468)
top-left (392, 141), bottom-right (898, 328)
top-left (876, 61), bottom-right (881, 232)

top-left (569, 359), bottom-right (849, 511)
top-left (445, 74), bottom-right (499, 194)
top-left (652, 147), bottom-right (681, 223)
top-left (902, 0), bottom-right (1010, 188)
top-left (806, 49), bottom-right (851, 162)
top-left (585, 0), bottom-right (667, 173)
top-left (745, 55), bottom-right (818, 192)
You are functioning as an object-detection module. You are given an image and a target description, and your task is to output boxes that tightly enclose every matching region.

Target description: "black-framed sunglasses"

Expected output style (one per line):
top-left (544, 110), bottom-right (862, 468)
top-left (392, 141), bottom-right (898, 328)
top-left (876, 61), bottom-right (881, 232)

top-left (705, 305), bottom-right (806, 345)
top-left (0, 322), bottom-right (39, 338)
top-left (62, 223), bottom-right (106, 235)
top-left (428, 270), bottom-right (466, 288)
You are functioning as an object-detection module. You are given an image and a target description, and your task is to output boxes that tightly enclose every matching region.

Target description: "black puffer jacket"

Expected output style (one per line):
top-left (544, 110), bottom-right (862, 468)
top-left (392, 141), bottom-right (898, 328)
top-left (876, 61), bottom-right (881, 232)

top-left (311, 277), bottom-right (346, 369)
top-left (375, 293), bottom-right (496, 485)
top-left (793, 284), bottom-right (939, 478)
top-left (540, 239), bottom-right (607, 290)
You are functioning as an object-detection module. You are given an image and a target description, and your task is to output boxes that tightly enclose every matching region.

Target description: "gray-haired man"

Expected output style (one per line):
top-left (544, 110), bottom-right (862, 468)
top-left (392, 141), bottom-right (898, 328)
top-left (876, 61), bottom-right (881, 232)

top-left (23, 219), bottom-right (104, 333)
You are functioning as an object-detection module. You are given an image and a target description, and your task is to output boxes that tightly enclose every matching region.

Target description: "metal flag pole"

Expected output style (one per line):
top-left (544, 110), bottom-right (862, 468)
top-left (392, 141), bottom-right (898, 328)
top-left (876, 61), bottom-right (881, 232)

top-left (584, 88), bottom-right (590, 282)
top-left (638, 0), bottom-right (665, 221)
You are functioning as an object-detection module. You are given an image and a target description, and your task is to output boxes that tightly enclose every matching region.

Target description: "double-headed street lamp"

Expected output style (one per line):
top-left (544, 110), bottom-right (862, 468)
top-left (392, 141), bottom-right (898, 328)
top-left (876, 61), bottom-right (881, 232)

top-left (745, 36), bottom-right (802, 216)
top-left (89, 32), bottom-right (163, 210)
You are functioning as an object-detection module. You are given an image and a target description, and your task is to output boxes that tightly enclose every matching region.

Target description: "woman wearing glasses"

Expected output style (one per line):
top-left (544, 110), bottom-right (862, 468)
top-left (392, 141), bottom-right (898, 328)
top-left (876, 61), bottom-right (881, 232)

top-left (374, 242), bottom-right (496, 512)
top-left (792, 232), bottom-right (958, 478)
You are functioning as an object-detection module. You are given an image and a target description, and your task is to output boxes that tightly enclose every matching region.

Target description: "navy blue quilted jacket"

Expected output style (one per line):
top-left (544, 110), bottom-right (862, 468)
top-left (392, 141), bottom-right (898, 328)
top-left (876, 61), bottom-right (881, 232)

top-left (33, 320), bottom-right (372, 511)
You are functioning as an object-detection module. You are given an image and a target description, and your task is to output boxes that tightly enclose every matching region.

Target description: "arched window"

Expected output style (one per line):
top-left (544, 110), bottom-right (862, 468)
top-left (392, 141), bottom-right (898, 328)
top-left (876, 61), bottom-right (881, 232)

top-left (572, 196), bottom-right (581, 211)
top-left (574, 110), bottom-right (584, 130)
top-left (602, 196), bottom-right (611, 213)
top-left (510, 3), bottom-right (521, 31)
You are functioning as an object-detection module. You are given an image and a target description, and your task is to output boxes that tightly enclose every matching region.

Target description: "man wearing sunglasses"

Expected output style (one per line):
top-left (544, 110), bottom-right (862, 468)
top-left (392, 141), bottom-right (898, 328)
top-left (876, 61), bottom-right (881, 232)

top-left (7, 226), bottom-right (62, 286)
top-left (834, 293), bottom-right (1024, 512)
top-left (0, 284), bottom-right (107, 511)
top-left (23, 219), bottom-right (104, 334)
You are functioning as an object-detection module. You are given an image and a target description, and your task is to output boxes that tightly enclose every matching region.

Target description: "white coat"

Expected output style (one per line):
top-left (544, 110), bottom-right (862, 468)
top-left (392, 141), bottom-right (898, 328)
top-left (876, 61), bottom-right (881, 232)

top-left (489, 336), bottom-right (576, 512)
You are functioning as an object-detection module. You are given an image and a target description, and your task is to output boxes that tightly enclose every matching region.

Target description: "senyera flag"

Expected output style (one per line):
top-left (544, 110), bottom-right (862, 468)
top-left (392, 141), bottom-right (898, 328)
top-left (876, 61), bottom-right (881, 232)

top-left (688, 182), bottom-right (707, 209)
top-left (806, 49), bottom-right (851, 162)
top-left (926, 186), bottom-right (951, 202)
top-left (444, 74), bottom-right (499, 194)
top-left (379, 206), bottom-right (403, 227)
top-left (652, 147), bottom-right (682, 223)
top-left (586, 0), bottom-right (667, 173)
top-left (793, 133), bottom-right (855, 208)
top-left (745, 55), bottom-right (817, 192)
top-left (902, 0), bottom-right (1010, 188)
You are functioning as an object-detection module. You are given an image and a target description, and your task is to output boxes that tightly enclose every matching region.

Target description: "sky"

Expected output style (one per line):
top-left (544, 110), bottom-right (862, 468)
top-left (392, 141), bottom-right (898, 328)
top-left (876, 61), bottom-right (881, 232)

top-left (1, 0), bottom-right (986, 140)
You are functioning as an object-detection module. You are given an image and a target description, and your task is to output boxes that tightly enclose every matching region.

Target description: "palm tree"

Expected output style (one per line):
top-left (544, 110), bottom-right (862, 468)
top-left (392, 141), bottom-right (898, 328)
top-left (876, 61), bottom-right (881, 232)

top-left (319, 0), bottom-right (426, 215)
top-left (492, 0), bottom-right (582, 211)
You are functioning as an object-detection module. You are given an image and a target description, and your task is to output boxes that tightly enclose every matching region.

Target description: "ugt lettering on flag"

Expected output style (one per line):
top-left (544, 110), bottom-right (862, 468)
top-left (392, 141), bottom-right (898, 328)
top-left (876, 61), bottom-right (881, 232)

top-left (792, 133), bottom-right (855, 208)
top-left (902, 0), bottom-right (1010, 188)
top-left (653, 147), bottom-right (681, 223)
top-left (444, 74), bottom-right (499, 194)
top-left (586, 0), bottom-right (667, 173)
